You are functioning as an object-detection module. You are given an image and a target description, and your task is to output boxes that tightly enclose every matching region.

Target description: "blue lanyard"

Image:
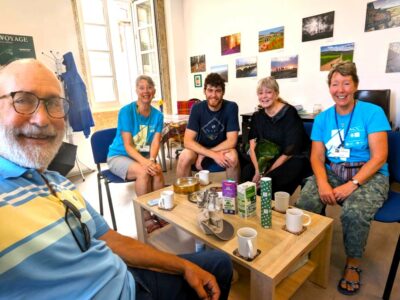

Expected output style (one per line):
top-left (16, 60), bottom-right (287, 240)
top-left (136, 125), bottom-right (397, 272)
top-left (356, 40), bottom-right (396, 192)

top-left (334, 101), bottom-right (356, 148)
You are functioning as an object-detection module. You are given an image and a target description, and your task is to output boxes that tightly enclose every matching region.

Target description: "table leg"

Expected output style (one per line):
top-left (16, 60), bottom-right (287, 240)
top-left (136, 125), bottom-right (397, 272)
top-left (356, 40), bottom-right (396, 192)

top-left (309, 222), bottom-right (333, 288)
top-left (250, 269), bottom-right (275, 300)
top-left (133, 201), bottom-right (147, 243)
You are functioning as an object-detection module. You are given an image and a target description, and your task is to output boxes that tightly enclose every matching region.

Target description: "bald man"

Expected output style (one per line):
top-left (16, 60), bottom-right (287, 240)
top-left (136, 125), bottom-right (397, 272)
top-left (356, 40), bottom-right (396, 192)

top-left (0, 59), bottom-right (232, 300)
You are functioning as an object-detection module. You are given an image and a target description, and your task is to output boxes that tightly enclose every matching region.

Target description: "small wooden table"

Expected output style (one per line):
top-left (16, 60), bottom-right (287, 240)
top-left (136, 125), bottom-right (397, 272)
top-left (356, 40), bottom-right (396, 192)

top-left (133, 185), bottom-right (333, 300)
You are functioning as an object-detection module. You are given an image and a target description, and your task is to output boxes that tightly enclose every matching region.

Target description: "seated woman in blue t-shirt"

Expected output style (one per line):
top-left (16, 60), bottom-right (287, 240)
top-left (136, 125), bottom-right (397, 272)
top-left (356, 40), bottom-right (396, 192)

top-left (296, 62), bottom-right (391, 296)
top-left (107, 75), bottom-right (165, 231)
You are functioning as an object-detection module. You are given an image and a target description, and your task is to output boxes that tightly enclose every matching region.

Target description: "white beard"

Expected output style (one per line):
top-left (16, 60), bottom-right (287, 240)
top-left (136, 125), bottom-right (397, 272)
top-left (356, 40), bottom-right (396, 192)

top-left (0, 123), bottom-right (65, 170)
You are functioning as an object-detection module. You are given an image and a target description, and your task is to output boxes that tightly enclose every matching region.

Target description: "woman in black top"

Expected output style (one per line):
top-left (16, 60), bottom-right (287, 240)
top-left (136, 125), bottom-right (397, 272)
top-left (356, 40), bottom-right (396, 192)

top-left (242, 76), bottom-right (311, 194)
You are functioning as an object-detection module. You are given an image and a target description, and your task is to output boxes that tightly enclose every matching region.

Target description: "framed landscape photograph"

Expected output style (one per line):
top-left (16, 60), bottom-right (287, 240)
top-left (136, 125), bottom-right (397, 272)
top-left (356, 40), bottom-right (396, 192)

top-left (259, 26), bottom-right (284, 52)
top-left (386, 42), bottom-right (400, 73)
top-left (194, 74), bottom-right (202, 87)
top-left (190, 55), bottom-right (206, 73)
top-left (236, 57), bottom-right (257, 78)
top-left (365, 0), bottom-right (400, 32)
top-left (221, 33), bottom-right (241, 56)
top-left (302, 11), bottom-right (335, 42)
top-left (211, 64), bottom-right (228, 82)
top-left (320, 42), bottom-right (354, 71)
top-left (271, 55), bottom-right (298, 79)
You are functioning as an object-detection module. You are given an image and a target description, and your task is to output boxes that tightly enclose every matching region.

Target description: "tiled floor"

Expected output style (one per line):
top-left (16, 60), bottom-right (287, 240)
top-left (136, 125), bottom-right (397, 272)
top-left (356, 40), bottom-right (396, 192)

top-left (70, 156), bottom-right (400, 300)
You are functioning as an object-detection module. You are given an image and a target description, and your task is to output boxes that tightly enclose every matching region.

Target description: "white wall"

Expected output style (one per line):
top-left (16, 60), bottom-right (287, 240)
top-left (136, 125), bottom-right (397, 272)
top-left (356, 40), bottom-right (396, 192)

top-left (1, 0), bottom-right (81, 74)
top-left (165, 0), bottom-right (400, 128)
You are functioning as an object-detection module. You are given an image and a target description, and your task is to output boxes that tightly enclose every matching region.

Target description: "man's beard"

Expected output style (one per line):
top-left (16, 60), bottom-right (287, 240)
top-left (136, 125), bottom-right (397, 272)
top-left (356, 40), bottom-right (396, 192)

top-left (0, 123), bottom-right (65, 170)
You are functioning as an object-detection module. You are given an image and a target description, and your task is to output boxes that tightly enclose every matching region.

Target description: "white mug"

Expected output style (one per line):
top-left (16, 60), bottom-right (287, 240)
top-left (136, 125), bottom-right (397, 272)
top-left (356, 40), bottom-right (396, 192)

top-left (286, 208), bottom-right (311, 233)
top-left (237, 227), bottom-right (257, 259)
top-left (195, 170), bottom-right (210, 185)
top-left (274, 191), bottom-right (290, 213)
top-left (159, 190), bottom-right (174, 209)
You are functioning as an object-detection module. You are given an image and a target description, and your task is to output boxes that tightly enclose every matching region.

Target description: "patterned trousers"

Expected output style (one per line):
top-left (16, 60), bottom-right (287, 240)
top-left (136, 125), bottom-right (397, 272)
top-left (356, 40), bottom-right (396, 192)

top-left (296, 169), bottom-right (389, 258)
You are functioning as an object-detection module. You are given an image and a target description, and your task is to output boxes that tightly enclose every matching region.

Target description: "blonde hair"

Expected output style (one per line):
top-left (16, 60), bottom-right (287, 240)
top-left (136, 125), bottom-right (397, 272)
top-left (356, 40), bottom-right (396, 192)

top-left (256, 76), bottom-right (286, 103)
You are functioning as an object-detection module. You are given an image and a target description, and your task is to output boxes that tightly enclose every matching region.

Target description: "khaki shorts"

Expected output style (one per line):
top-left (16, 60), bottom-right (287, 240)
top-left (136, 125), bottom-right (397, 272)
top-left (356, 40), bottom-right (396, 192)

top-left (107, 155), bottom-right (134, 180)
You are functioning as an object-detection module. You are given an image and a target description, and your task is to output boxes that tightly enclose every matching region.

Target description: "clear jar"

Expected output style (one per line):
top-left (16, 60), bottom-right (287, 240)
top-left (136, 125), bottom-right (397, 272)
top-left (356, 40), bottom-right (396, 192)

top-left (208, 191), bottom-right (223, 233)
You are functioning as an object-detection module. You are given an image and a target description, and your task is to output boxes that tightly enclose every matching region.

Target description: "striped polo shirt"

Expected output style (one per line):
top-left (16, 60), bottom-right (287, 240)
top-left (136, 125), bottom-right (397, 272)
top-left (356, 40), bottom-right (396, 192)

top-left (0, 156), bottom-right (135, 299)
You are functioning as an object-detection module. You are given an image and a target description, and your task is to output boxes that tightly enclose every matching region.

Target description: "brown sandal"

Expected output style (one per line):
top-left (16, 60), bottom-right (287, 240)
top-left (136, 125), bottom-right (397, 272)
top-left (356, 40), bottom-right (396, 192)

top-left (145, 218), bottom-right (161, 233)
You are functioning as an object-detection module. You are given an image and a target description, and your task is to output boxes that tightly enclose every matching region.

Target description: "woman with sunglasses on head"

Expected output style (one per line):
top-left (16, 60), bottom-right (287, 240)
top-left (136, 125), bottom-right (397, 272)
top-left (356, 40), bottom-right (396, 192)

top-left (107, 75), bottom-right (165, 232)
top-left (296, 61), bottom-right (391, 296)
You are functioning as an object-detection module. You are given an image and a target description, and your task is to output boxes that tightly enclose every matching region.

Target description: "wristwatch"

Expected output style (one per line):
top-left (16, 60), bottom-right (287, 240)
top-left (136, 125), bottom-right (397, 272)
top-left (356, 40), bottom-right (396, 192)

top-left (149, 157), bottom-right (156, 162)
top-left (350, 178), bottom-right (361, 187)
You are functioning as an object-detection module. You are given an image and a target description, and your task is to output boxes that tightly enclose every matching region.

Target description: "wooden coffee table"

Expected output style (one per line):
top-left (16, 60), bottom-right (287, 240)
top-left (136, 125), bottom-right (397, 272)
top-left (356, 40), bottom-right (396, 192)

top-left (133, 185), bottom-right (333, 300)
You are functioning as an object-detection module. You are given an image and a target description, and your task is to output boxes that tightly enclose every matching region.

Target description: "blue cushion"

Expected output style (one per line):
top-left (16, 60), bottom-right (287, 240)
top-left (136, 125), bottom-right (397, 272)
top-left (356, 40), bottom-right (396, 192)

top-left (101, 169), bottom-right (126, 183)
top-left (374, 191), bottom-right (400, 223)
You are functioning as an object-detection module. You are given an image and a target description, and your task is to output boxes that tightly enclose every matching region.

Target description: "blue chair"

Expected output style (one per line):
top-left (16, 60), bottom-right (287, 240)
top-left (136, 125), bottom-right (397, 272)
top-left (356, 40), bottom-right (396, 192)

top-left (90, 128), bottom-right (132, 231)
top-left (303, 121), bottom-right (313, 138)
top-left (374, 131), bottom-right (400, 300)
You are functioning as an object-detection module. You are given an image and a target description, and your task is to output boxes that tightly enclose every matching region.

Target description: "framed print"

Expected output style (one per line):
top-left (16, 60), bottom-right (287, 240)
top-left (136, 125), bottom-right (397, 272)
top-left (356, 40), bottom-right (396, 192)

top-left (302, 11), bottom-right (335, 42)
top-left (211, 64), bottom-right (228, 82)
top-left (194, 74), bottom-right (202, 87)
top-left (271, 55), bottom-right (298, 79)
top-left (320, 42), bottom-right (354, 71)
top-left (190, 55), bottom-right (206, 73)
top-left (365, 0), bottom-right (400, 32)
top-left (0, 33), bottom-right (36, 66)
top-left (259, 26), bottom-right (284, 52)
top-left (221, 33), bottom-right (241, 55)
top-left (386, 42), bottom-right (400, 73)
top-left (236, 57), bottom-right (257, 78)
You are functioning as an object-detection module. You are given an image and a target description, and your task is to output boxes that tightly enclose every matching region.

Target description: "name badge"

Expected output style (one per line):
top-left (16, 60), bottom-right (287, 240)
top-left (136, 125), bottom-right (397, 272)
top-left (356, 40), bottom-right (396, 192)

top-left (338, 147), bottom-right (350, 159)
top-left (139, 145), bottom-right (150, 152)
top-left (331, 147), bottom-right (350, 159)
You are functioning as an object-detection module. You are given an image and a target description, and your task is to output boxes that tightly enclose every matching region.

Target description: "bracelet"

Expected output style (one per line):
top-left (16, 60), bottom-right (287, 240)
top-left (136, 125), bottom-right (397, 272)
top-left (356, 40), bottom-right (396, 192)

top-left (149, 157), bottom-right (156, 162)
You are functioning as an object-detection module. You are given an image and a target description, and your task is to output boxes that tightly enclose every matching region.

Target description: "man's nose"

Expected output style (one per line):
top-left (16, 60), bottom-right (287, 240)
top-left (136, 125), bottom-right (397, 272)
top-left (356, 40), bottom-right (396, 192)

top-left (29, 102), bottom-right (50, 126)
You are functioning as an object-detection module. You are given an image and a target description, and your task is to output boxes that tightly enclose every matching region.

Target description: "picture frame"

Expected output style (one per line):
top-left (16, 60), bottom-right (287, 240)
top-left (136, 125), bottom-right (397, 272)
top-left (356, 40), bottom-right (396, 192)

top-left (190, 55), bottom-right (206, 73)
top-left (302, 11), bottom-right (335, 42)
top-left (194, 74), bottom-right (202, 87)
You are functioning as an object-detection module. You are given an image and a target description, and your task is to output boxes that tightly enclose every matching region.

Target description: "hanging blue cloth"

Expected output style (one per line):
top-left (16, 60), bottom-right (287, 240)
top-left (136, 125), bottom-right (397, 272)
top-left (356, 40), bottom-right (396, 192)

top-left (61, 52), bottom-right (94, 138)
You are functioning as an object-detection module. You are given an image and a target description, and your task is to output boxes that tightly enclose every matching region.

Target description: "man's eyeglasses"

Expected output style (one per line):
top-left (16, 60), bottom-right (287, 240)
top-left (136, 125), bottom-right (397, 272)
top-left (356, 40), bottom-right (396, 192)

top-left (62, 199), bottom-right (91, 252)
top-left (0, 91), bottom-right (70, 119)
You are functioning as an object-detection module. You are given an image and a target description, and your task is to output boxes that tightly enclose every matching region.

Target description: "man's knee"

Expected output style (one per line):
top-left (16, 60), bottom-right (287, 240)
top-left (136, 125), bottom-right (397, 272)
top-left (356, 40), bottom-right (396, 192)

top-left (224, 149), bottom-right (239, 167)
top-left (177, 149), bottom-right (196, 167)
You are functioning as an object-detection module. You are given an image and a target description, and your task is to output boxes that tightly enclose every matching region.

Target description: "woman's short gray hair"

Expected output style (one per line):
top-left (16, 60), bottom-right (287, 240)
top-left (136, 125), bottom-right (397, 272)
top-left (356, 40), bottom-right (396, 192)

top-left (327, 61), bottom-right (359, 86)
top-left (136, 75), bottom-right (155, 88)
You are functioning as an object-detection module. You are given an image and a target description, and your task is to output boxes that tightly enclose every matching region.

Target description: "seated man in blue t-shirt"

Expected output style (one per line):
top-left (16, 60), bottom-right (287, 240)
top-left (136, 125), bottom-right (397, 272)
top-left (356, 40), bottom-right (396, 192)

top-left (0, 59), bottom-right (233, 300)
top-left (176, 73), bottom-right (240, 181)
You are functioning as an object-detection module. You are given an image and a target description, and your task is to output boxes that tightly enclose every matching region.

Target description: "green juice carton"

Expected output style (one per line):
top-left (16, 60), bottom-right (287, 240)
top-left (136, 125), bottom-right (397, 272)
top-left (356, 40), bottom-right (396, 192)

top-left (260, 177), bottom-right (272, 228)
top-left (237, 182), bottom-right (257, 218)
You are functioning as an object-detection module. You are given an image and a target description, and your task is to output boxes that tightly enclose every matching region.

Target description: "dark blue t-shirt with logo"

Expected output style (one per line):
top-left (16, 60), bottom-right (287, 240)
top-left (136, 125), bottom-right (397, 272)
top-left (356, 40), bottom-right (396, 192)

top-left (186, 100), bottom-right (239, 148)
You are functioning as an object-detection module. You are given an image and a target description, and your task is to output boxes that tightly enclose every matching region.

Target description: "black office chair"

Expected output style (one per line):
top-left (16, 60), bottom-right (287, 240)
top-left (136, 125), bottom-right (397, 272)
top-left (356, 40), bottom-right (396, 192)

top-left (355, 89), bottom-right (391, 122)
